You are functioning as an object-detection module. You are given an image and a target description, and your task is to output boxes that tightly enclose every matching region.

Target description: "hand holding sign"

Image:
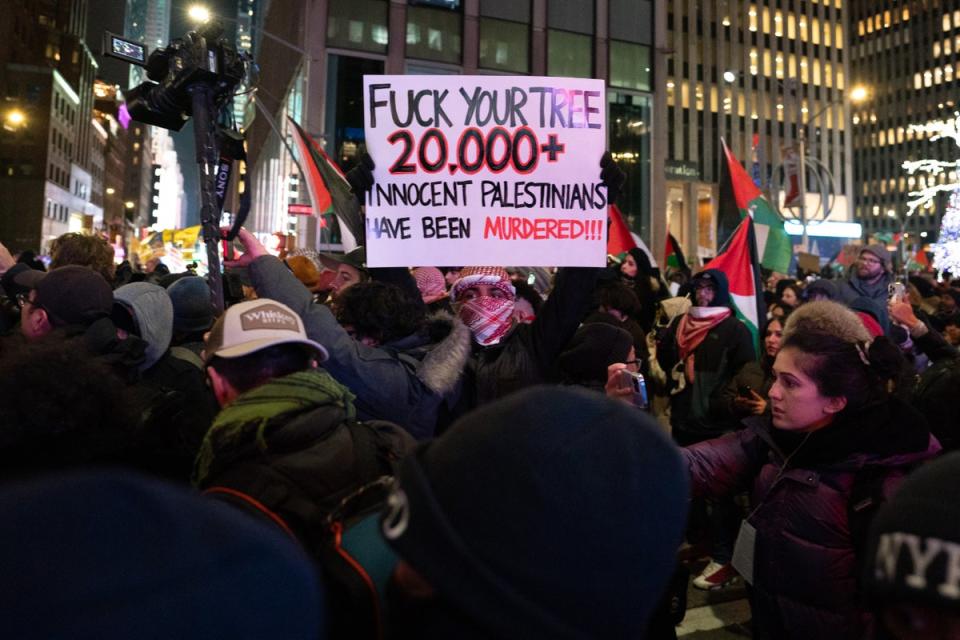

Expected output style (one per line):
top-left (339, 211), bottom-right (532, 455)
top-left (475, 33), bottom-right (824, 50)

top-left (363, 76), bottom-right (608, 268)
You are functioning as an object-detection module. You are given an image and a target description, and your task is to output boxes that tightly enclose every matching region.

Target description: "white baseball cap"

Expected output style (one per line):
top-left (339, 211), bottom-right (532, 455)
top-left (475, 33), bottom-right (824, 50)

top-left (203, 299), bottom-right (328, 365)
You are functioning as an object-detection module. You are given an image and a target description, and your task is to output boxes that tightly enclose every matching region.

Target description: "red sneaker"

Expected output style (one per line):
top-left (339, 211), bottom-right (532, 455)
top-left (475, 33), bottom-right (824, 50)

top-left (692, 561), bottom-right (738, 590)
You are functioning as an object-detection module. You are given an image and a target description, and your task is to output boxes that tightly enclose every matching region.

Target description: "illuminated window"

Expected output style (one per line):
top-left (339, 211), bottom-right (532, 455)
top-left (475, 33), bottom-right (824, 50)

top-left (858, 20), bottom-right (865, 37)
top-left (947, 39), bottom-right (953, 55)
top-left (903, 7), bottom-right (910, 21)
top-left (762, 7), bottom-right (770, 33)
top-left (944, 14), bottom-right (951, 32)
top-left (836, 24), bottom-right (843, 48)
top-left (935, 41), bottom-right (942, 57)
top-left (788, 15), bottom-right (796, 39)
top-left (883, 10), bottom-right (891, 28)
top-left (812, 18), bottom-right (820, 45)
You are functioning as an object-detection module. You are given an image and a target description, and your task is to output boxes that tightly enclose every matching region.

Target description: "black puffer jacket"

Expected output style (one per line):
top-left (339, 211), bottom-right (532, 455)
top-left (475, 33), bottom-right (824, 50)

top-left (452, 267), bottom-right (600, 417)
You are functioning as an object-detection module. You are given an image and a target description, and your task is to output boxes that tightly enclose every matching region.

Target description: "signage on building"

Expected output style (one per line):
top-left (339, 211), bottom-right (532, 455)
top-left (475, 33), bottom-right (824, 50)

top-left (287, 203), bottom-right (313, 215)
top-left (665, 160), bottom-right (700, 181)
top-left (362, 75), bottom-right (607, 267)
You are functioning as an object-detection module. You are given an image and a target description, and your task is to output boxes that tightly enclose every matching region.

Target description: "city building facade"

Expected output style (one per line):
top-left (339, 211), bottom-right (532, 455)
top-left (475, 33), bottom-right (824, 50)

top-left (0, 0), bottom-right (104, 252)
top-left (663, 0), bottom-right (855, 263)
top-left (850, 0), bottom-right (960, 253)
top-left (241, 0), bottom-right (658, 255)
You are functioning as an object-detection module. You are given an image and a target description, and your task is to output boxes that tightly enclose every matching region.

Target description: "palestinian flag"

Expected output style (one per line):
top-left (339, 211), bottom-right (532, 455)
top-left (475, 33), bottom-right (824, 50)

top-left (664, 232), bottom-right (689, 273)
top-left (719, 138), bottom-right (792, 274)
top-left (287, 117), bottom-right (361, 250)
top-left (607, 204), bottom-right (637, 255)
top-left (704, 216), bottom-right (765, 354)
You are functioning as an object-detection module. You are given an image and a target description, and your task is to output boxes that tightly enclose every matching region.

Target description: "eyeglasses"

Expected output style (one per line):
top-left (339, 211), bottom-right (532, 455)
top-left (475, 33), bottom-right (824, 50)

top-left (859, 256), bottom-right (882, 265)
top-left (15, 292), bottom-right (39, 310)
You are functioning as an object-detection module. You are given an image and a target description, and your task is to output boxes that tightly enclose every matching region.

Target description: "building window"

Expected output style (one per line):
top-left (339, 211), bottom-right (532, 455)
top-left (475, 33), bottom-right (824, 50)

top-left (547, 30), bottom-right (591, 78)
top-left (609, 41), bottom-right (651, 92)
top-left (406, 6), bottom-right (462, 64)
top-left (479, 18), bottom-right (529, 73)
top-left (326, 0), bottom-right (388, 53)
top-left (609, 91), bottom-right (651, 240)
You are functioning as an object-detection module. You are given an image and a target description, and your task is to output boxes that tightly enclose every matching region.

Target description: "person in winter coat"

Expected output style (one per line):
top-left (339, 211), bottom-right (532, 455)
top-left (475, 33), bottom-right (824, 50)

top-left (720, 316), bottom-right (785, 422)
top-left (113, 282), bottom-right (219, 481)
top-left (223, 228), bottom-right (471, 441)
top-left (658, 268), bottom-right (756, 444)
top-left (446, 264), bottom-right (599, 417)
top-left (195, 298), bottom-right (414, 545)
top-left (840, 245), bottom-right (895, 331)
top-left (681, 301), bottom-right (941, 640)
top-left (656, 268), bottom-right (756, 589)
top-left (889, 300), bottom-right (960, 450)
top-left (620, 247), bottom-right (668, 333)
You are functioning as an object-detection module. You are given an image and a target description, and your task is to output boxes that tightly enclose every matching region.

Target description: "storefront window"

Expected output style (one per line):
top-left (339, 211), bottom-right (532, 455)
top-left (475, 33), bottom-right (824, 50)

top-left (609, 91), bottom-right (652, 241)
top-left (327, 0), bottom-right (388, 53)
top-left (547, 30), bottom-right (592, 78)
top-left (479, 18), bottom-right (529, 73)
top-left (406, 6), bottom-right (462, 64)
top-left (609, 41), bottom-right (651, 91)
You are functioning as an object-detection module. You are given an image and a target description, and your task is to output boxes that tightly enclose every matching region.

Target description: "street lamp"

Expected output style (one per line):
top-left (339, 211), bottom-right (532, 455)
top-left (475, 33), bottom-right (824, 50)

top-left (187, 5), bottom-right (211, 23)
top-left (125, 201), bottom-right (135, 209)
top-left (3, 109), bottom-right (26, 132)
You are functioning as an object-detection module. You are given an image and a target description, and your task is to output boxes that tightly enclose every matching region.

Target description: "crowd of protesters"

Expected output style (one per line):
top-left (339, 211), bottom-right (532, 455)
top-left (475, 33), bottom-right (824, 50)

top-left (2, 178), bottom-right (960, 639)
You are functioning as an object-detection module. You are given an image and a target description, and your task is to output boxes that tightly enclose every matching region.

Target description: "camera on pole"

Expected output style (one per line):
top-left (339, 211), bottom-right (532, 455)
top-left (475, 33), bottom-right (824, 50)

top-left (104, 23), bottom-right (254, 314)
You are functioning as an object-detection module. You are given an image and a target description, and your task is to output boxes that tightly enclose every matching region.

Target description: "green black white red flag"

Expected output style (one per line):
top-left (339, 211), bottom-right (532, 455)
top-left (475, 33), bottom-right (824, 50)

top-left (704, 215), bottom-right (765, 354)
top-left (287, 117), bottom-right (361, 250)
top-left (719, 138), bottom-right (792, 274)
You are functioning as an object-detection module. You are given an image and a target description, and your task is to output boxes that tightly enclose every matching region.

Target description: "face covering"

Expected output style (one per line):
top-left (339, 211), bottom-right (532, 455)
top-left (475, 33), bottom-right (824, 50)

top-left (457, 296), bottom-right (515, 346)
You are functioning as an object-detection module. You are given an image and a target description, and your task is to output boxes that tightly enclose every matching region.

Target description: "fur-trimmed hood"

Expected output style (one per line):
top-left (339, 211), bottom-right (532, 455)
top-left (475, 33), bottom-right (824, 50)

top-left (382, 312), bottom-right (471, 397)
top-left (782, 300), bottom-right (871, 344)
top-left (414, 312), bottom-right (472, 396)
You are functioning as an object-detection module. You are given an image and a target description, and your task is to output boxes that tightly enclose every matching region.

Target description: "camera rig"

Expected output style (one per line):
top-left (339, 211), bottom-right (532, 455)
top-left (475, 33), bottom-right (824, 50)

top-left (105, 22), bottom-right (254, 313)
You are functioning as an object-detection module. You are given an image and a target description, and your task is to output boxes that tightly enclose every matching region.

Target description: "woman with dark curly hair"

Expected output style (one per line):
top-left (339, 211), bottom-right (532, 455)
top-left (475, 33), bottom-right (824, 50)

top-left (679, 301), bottom-right (940, 639)
top-left (609, 302), bottom-right (941, 636)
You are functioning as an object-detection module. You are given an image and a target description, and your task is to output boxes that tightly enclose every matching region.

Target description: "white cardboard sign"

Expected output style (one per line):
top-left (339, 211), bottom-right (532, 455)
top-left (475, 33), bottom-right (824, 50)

top-left (362, 75), bottom-right (608, 267)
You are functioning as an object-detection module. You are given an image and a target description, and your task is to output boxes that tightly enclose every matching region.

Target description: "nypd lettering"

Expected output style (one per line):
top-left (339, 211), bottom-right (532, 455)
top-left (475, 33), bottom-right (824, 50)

top-left (874, 532), bottom-right (960, 599)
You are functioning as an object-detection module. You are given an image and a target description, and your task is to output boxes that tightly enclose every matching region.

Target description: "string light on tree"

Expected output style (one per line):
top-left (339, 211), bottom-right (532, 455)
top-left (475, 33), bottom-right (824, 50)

top-left (901, 113), bottom-right (960, 273)
top-left (933, 188), bottom-right (960, 274)
top-left (902, 113), bottom-right (960, 218)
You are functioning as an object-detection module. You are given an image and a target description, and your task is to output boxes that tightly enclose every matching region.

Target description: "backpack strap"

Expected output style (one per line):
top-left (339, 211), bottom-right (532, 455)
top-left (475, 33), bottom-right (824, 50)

top-left (203, 485), bottom-right (298, 540)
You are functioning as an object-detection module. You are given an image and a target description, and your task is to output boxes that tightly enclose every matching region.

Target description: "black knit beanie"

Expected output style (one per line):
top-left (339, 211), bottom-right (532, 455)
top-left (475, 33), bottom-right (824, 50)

top-left (557, 323), bottom-right (634, 385)
top-left (381, 385), bottom-right (689, 639)
top-left (864, 451), bottom-right (960, 611)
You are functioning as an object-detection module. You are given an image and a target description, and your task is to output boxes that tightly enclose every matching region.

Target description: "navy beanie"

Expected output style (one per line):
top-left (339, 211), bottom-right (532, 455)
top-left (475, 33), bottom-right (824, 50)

top-left (166, 275), bottom-right (215, 334)
top-left (381, 385), bottom-right (689, 639)
top-left (0, 471), bottom-right (323, 639)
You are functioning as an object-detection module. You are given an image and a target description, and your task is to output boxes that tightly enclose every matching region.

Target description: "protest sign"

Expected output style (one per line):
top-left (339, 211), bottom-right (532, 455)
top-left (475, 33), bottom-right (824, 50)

top-left (362, 75), bottom-right (608, 267)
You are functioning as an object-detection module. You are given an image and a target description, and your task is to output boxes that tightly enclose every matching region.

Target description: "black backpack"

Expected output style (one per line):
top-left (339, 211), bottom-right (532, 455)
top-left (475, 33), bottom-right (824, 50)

top-left (203, 419), bottom-right (407, 640)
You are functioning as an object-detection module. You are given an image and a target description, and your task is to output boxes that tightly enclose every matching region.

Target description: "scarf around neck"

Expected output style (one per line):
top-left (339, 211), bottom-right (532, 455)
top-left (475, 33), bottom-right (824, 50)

top-left (193, 369), bottom-right (356, 485)
top-left (676, 306), bottom-right (731, 382)
top-left (457, 296), bottom-right (515, 346)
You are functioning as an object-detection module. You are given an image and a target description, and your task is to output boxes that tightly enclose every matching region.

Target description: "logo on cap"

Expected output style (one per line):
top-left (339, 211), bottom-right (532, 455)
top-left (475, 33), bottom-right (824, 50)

top-left (240, 304), bottom-right (299, 332)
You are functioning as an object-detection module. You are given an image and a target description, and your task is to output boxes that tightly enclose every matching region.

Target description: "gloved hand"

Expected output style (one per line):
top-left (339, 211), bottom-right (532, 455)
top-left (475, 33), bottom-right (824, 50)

top-left (600, 151), bottom-right (626, 205)
top-left (346, 152), bottom-right (376, 205)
